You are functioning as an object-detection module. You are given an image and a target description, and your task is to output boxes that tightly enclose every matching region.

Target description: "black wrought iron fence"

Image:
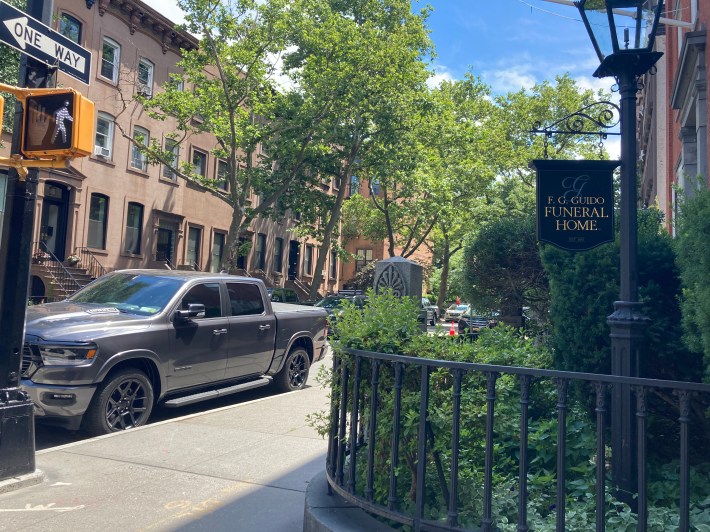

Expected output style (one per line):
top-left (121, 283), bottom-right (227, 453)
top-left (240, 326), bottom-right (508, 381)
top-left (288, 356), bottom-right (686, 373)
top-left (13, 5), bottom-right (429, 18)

top-left (325, 347), bottom-right (710, 532)
top-left (76, 247), bottom-right (106, 280)
top-left (31, 242), bottom-right (81, 301)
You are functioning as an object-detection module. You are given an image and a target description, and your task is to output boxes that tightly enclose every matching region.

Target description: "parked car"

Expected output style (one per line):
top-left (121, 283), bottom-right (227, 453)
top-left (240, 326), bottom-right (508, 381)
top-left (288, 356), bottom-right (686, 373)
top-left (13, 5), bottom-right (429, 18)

top-left (267, 287), bottom-right (301, 304)
top-left (21, 270), bottom-right (327, 435)
top-left (421, 297), bottom-right (439, 325)
top-left (458, 311), bottom-right (495, 338)
top-left (444, 304), bottom-right (470, 321)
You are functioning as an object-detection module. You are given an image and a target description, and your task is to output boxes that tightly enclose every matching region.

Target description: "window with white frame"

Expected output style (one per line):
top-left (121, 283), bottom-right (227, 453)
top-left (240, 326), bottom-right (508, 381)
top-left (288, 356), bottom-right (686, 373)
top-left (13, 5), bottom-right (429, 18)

top-left (162, 139), bottom-right (179, 180)
top-left (131, 126), bottom-right (149, 171)
top-left (137, 57), bottom-right (154, 97)
top-left (100, 37), bottom-right (120, 83)
top-left (94, 112), bottom-right (114, 159)
top-left (192, 149), bottom-right (207, 177)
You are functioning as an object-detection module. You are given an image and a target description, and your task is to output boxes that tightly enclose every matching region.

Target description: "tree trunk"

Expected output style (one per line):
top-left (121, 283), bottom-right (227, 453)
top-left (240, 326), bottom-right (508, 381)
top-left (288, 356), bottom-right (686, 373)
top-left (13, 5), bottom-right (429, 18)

top-left (309, 173), bottom-right (349, 300)
top-left (437, 237), bottom-right (450, 311)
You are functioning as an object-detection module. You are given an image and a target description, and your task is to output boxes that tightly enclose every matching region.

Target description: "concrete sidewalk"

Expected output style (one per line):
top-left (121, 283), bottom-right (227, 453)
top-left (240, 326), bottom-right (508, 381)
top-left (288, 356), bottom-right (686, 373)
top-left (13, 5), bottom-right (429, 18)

top-left (0, 358), bottom-right (331, 532)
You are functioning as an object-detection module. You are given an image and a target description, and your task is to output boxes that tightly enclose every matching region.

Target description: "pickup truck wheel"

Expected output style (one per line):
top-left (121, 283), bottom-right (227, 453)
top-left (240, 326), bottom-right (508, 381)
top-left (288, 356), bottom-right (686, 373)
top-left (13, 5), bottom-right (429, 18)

top-left (83, 369), bottom-right (154, 435)
top-left (275, 348), bottom-right (310, 392)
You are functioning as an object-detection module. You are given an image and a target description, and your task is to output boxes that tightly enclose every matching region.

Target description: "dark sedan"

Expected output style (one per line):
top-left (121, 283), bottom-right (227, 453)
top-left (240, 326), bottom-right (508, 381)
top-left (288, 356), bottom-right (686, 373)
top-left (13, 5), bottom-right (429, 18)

top-left (458, 312), bottom-right (495, 340)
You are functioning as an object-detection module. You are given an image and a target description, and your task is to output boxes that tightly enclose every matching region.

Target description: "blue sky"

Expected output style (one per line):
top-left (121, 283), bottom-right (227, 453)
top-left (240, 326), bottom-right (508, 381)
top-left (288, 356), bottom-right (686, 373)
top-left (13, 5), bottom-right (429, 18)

top-left (422, 0), bottom-right (613, 96)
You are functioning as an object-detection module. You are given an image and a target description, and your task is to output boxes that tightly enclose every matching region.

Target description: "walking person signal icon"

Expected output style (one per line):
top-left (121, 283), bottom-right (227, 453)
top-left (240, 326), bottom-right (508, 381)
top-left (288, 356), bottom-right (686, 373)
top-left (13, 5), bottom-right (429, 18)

top-left (20, 88), bottom-right (94, 158)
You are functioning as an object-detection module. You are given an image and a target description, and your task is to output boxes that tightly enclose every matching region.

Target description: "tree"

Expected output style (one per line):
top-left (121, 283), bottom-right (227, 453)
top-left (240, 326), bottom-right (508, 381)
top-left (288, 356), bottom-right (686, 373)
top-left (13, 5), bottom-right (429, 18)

top-left (278, 0), bottom-right (433, 299)
top-left (462, 213), bottom-right (549, 326)
top-left (0, 0), bottom-right (23, 133)
top-left (675, 183), bottom-right (710, 382)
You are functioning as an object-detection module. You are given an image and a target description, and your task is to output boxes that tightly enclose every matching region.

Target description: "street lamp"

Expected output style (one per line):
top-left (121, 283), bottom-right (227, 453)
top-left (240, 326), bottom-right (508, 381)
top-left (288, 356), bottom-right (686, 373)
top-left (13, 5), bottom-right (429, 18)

top-left (575, 0), bottom-right (664, 505)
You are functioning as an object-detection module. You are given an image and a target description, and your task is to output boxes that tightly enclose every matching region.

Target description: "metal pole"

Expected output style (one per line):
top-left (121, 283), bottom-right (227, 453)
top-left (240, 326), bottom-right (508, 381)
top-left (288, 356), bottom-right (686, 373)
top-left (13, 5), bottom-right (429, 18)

top-left (0, 0), bottom-right (54, 482)
top-left (606, 64), bottom-right (647, 507)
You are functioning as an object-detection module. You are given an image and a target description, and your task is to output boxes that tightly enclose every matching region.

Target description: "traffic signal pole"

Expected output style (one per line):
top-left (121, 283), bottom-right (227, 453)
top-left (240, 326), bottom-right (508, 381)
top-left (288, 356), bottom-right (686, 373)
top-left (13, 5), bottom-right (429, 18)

top-left (0, 0), bottom-right (54, 482)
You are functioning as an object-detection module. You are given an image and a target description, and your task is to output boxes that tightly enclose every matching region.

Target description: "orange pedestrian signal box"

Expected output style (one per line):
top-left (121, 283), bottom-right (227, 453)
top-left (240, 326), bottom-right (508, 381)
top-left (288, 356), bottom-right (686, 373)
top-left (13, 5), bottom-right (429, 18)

top-left (21, 88), bottom-right (94, 158)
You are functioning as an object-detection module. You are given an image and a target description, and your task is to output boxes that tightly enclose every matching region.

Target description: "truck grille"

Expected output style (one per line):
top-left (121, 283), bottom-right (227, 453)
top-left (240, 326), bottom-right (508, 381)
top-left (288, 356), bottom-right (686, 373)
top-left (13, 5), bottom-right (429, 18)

top-left (21, 343), bottom-right (42, 377)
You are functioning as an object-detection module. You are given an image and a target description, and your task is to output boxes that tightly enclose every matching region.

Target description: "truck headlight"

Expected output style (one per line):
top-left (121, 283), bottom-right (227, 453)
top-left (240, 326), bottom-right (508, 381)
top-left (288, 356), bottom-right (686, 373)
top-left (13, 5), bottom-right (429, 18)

top-left (37, 343), bottom-right (98, 366)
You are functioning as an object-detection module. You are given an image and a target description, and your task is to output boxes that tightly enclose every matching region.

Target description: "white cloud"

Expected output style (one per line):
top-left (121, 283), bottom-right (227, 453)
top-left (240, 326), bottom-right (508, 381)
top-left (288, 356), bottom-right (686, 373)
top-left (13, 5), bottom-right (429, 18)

top-left (427, 66), bottom-right (456, 88)
top-left (483, 65), bottom-right (537, 94)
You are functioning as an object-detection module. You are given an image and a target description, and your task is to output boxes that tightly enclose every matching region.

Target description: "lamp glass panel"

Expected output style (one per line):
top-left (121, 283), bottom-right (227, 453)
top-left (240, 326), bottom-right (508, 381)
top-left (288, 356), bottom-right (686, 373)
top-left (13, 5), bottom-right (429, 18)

top-left (582, 0), bottom-right (660, 57)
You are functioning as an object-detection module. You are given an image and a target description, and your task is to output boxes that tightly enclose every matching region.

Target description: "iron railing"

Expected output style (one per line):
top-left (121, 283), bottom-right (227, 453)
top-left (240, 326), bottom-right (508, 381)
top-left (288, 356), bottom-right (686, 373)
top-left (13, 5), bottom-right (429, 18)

top-left (325, 347), bottom-right (710, 532)
top-left (76, 247), bottom-right (106, 280)
top-left (31, 242), bottom-right (82, 301)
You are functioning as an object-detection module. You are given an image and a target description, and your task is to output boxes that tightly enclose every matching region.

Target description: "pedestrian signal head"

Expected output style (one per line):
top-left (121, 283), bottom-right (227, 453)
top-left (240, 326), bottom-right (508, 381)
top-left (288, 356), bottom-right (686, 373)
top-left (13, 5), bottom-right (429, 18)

top-left (21, 88), bottom-right (94, 158)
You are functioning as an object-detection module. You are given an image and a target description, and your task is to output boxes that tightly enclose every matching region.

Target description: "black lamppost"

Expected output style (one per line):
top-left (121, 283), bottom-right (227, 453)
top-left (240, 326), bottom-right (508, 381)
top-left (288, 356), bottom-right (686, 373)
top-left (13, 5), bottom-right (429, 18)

top-left (576, 0), bottom-right (664, 504)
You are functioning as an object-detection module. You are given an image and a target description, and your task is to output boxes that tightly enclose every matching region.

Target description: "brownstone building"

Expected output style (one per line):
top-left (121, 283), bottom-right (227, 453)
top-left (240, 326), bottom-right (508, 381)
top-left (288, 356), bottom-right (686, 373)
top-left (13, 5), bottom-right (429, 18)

top-left (0, 0), bottom-right (349, 302)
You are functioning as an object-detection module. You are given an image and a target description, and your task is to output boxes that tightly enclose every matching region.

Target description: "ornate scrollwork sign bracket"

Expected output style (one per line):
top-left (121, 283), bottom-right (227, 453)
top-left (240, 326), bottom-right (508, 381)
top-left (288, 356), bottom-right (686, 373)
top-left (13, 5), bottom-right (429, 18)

top-left (530, 101), bottom-right (621, 159)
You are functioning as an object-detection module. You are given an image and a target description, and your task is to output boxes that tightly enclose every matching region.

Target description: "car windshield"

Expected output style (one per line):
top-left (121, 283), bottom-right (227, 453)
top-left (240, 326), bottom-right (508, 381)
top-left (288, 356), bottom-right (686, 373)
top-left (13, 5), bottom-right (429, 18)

top-left (69, 273), bottom-right (184, 316)
top-left (315, 296), bottom-right (348, 309)
top-left (454, 305), bottom-right (469, 311)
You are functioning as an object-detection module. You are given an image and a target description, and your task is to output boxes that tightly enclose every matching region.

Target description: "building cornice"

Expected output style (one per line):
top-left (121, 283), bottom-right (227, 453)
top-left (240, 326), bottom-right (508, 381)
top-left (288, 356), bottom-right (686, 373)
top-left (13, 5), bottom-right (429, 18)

top-left (671, 30), bottom-right (706, 110)
top-left (97, 0), bottom-right (198, 54)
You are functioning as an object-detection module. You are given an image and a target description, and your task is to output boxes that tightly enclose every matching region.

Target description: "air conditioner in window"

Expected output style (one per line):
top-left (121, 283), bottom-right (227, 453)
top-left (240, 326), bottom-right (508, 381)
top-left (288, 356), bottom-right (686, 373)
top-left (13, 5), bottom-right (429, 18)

top-left (136, 83), bottom-right (152, 98)
top-left (94, 146), bottom-right (111, 158)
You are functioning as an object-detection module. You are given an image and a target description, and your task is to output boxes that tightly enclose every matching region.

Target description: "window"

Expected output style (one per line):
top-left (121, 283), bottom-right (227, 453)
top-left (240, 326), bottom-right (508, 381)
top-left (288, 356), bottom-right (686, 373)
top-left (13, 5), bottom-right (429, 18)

top-left (124, 202), bottom-right (143, 254)
top-left (137, 57), bottom-right (154, 97)
top-left (355, 248), bottom-right (373, 272)
top-left (255, 233), bottom-right (266, 270)
top-left (216, 160), bottom-right (229, 191)
top-left (227, 282), bottom-right (265, 316)
top-left (162, 139), bottom-right (179, 180)
top-left (370, 178), bottom-right (380, 196)
top-left (187, 226), bottom-right (201, 267)
top-left (349, 175), bottom-right (360, 196)
top-left (131, 126), bottom-right (149, 171)
top-left (192, 149), bottom-right (207, 177)
top-left (88, 193), bottom-right (109, 249)
top-left (94, 112), bottom-right (114, 159)
top-left (100, 37), bottom-right (120, 83)
top-left (211, 233), bottom-right (225, 273)
top-left (305, 245), bottom-right (313, 275)
top-left (59, 13), bottom-right (81, 44)
top-left (330, 250), bottom-right (337, 278)
top-left (181, 283), bottom-right (222, 319)
top-left (274, 238), bottom-right (283, 273)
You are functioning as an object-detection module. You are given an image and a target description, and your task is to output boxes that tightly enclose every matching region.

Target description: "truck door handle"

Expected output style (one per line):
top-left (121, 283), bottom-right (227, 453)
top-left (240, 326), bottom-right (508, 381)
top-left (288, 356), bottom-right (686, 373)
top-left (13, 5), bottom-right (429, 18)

top-left (259, 324), bottom-right (271, 331)
top-left (212, 328), bottom-right (228, 335)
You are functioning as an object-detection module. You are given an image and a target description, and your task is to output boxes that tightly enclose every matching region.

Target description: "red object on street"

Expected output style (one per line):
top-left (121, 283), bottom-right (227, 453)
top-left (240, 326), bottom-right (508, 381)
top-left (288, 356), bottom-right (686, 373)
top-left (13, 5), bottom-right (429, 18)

top-left (449, 321), bottom-right (456, 336)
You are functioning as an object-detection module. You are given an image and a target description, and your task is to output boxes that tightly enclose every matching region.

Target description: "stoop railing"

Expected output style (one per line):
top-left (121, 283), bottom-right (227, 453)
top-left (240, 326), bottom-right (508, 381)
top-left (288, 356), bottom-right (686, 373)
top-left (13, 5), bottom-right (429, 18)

top-left (76, 247), bottom-right (106, 280)
top-left (325, 347), bottom-right (710, 532)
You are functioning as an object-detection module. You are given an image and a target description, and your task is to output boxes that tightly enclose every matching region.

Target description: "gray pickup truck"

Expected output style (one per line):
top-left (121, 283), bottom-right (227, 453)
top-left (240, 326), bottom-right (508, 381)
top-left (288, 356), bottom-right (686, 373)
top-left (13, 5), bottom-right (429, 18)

top-left (21, 270), bottom-right (328, 435)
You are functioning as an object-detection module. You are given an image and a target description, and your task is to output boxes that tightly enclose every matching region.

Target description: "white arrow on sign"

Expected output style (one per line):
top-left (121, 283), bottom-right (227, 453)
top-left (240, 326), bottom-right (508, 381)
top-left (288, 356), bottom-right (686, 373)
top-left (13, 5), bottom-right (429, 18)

top-left (3, 16), bottom-right (86, 73)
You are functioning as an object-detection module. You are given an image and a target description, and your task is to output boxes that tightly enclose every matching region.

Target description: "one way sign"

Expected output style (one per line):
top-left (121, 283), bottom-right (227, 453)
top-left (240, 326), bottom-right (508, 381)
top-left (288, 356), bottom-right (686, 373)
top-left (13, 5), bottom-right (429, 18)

top-left (0, 1), bottom-right (92, 84)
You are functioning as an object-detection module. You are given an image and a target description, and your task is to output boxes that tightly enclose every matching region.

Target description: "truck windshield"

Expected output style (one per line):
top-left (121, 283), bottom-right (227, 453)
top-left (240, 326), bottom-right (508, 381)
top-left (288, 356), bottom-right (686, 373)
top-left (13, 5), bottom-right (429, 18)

top-left (69, 273), bottom-right (184, 315)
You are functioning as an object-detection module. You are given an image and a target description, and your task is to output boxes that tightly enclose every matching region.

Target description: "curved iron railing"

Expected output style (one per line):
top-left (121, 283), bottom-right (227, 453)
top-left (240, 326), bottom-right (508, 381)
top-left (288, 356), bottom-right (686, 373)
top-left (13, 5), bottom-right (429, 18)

top-left (76, 247), bottom-right (106, 280)
top-left (31, 242), bottom-right (81, 301)
top-left (325, 347), bottom-right (710, 532)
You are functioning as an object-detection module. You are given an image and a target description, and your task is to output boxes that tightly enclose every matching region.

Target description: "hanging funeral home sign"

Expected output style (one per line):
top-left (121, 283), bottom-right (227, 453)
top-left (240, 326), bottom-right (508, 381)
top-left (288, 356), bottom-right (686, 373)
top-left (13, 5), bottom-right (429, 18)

top-left (532, 159), bottom-right (619, 252)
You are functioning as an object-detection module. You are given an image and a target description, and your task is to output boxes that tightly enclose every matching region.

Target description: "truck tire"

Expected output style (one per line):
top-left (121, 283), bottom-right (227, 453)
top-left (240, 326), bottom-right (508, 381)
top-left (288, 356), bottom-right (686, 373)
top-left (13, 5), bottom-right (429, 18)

top-left (274, 348), bottom-right (310, 392)
top-left (82, 369), bottom-right (154, 435)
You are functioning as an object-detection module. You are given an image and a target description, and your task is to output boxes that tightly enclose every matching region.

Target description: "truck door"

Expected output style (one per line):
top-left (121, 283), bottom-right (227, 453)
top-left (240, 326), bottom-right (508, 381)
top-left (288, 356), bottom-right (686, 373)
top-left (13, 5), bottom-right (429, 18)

top-left (168, 282), bottom-right (228, 389)
top-left (224, 282), bottom-right (276, 378)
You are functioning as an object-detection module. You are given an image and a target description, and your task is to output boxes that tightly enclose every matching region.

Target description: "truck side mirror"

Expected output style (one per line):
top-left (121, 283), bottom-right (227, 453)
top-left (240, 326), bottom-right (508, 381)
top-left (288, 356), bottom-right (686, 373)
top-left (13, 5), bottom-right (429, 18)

top-left (173, 303), bottom-right (206, 322)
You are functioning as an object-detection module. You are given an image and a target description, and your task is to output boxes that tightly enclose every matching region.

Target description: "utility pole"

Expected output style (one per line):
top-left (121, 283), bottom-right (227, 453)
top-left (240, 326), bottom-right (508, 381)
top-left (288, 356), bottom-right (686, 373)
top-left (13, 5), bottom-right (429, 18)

top-left (0, 0), bottom-right (54, 481)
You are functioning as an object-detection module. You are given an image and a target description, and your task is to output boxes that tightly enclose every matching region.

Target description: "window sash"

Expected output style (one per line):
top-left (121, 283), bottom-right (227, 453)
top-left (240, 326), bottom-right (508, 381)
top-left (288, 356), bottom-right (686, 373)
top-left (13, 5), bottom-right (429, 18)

top-left (162, 140), bottom-right (179, 179)
top-left (193, 150), bottom-right (207, 176)
top-left (95, 114), bottom-right (114, 157)
top-left (131, 127), bottom-right (149, 171)
top-left (274, 238), bottom-right (283, 273)
top-left (101, 39), bottom-right (120, 82)
top-left (59, 14), bottom-right (81, 44)
top-left (124, 203), bottom-right (143, 254)
top-left (88, 195), bottom-right (108, 249)
top-left (137, 58), bottom-right (153, 96)
top-left (211, 233), bottom-right (225, 273)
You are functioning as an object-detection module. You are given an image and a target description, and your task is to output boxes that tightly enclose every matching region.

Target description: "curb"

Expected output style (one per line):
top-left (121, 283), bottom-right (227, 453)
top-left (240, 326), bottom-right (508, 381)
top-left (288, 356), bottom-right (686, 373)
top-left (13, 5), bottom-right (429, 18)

top-left (0, 469), bottom-right (45, 494)
top-left (303, 470), bottom-right (395, 532)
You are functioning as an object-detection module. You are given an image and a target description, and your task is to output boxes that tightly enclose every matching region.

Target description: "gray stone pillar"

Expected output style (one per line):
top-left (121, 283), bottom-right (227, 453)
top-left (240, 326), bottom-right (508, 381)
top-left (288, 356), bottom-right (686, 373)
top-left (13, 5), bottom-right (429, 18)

top-left (374, 257), bottom-right (424, 330)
